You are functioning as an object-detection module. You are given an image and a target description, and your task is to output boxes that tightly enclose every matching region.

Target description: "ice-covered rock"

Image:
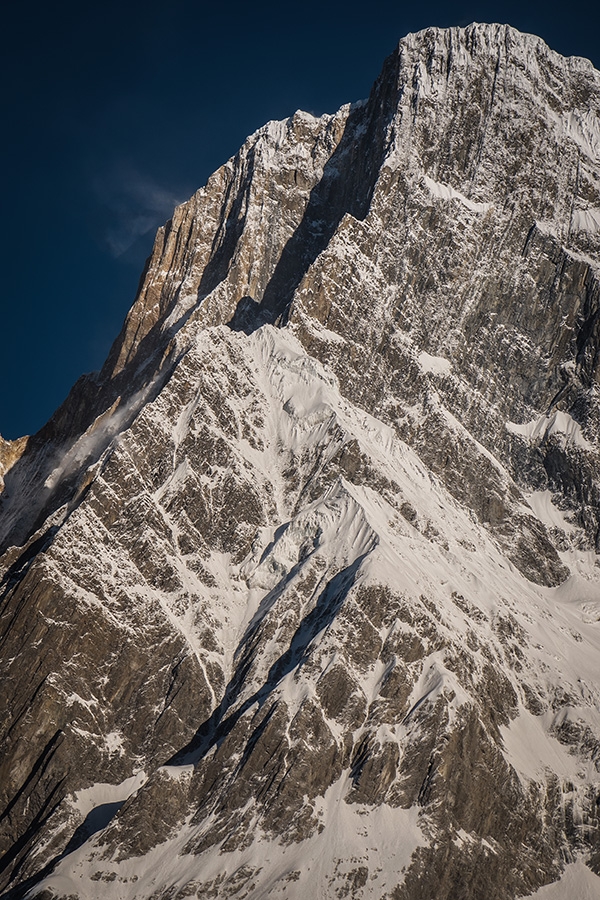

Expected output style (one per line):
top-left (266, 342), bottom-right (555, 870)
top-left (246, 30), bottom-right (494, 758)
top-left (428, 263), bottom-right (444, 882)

top-left (1, 22), bottom-right (600, 900)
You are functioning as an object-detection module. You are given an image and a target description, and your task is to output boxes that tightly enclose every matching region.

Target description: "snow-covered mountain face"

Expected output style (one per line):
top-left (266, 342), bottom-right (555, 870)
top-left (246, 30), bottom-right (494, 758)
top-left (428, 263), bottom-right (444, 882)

top-left (1, 22), bottom-right (600, 900)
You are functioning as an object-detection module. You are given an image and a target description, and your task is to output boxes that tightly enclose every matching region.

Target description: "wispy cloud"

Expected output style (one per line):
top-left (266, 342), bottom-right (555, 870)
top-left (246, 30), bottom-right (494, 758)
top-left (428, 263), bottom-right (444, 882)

top-left (93, 165), bottom-right (183, 257)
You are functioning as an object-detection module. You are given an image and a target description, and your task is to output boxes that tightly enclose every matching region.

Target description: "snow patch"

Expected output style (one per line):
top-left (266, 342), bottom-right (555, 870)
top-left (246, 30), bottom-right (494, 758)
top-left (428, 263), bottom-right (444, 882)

top-left (521, 858), bottom-right (600, 899)
top-left (301, 318), bottom-right (348, 344)
top-left (562, 109), bottom-right (600, 163)
top-left (526, 490), bottom-right (576, 534)
top-left (71, 771), bottom-right (147, 818)
top-left (507, 411), bottom-right (593, 451)
top-left (573, 208), bottom-right (600, 234)
top-left (455, 829), bottom-right (497, 854)
top-left (418, 351), bottom-right (452, 376)
top-left (423, 175), bottom-right (492, 213)
top-left (103, 731), bottom-right (126, 755)
top-left (42, 772), bottom-right (426, 900)
top-left (500, 708), bottom-right (584, 783)
top-left (245, 480), bottom-right (375, 600)
top-left (401, 650), bottom-right (470, 727)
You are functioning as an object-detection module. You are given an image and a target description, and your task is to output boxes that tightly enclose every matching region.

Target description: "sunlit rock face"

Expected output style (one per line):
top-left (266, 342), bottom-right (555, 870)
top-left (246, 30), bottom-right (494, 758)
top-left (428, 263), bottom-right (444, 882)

top-left (1, 23), bottom-right (600, 900)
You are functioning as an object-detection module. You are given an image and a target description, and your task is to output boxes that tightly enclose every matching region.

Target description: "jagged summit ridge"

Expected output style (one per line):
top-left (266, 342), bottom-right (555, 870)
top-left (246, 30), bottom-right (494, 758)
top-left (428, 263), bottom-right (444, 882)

top-left (3, 20), bottom-right (599, 561)
top-left (0, 23), bottom-right (599, 900)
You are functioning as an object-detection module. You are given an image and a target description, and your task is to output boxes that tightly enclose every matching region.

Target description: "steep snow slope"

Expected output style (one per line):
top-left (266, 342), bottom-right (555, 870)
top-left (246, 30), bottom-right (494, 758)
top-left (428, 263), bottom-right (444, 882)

top-left (1, 22), bottom-right (600, 900)
top-left (19, 324), bottom-right (600, 900)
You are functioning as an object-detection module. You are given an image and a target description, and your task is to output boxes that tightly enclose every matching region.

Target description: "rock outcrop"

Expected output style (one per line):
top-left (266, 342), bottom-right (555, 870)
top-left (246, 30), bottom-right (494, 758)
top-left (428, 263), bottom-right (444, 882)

top-left (0, 436), bottom-right (27, 493)
top-left (1, 23), bottom-right (600, 900)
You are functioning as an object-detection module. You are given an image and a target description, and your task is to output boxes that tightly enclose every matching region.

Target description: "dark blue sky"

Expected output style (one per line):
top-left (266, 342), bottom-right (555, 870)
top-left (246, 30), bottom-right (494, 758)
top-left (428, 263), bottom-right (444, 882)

top-left (2, 0), bottom-right (599, 439)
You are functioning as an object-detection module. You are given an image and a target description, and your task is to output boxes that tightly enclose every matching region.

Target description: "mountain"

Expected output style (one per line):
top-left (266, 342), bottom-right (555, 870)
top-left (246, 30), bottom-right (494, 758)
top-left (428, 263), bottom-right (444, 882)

top-left (1, 22), bottom-right (600, 900)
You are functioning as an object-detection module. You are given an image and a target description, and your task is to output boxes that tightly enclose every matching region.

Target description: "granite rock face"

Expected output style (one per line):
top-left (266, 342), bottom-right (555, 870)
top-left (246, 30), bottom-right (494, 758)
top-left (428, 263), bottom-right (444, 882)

top-left (1, 23), bottom-right (600, 900)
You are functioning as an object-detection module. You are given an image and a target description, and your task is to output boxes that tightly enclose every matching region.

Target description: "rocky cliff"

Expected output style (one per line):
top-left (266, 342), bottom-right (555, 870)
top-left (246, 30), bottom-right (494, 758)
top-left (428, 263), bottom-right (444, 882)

top-left (1, 22), bottom-right (600, 900)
